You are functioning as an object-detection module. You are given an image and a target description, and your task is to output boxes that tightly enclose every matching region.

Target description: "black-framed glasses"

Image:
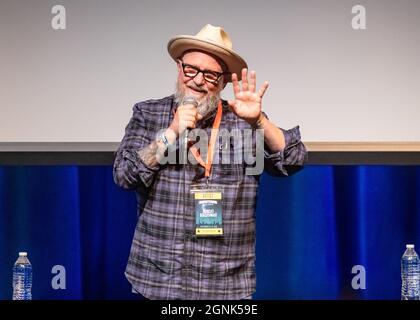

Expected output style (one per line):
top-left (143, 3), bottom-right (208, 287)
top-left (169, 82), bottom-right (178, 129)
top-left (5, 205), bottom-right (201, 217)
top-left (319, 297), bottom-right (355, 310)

top-left (179, 60), bottom-right (227, 84)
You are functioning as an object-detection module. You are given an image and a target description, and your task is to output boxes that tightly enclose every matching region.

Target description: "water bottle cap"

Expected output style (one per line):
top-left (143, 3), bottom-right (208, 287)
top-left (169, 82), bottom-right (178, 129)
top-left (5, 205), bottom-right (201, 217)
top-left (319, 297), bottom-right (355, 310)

top-left (18, 252), bottom-right (27, 256)
top-left (406, 244), bottom-right (415, 249)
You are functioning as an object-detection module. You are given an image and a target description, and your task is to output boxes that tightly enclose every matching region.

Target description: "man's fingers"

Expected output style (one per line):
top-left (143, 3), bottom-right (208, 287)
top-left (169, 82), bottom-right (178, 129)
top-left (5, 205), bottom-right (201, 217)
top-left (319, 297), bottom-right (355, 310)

top-left (183, 114), bottom-right (197, 122)
top-left (257, 81), bottom-right (269, 98)
top-left (180, 104), bottom-right (198, 110)
top-left (232, 73), bottom-right (240, 96)
top-left (180, 109), bottom-right (198, 117)
top-left (249, 70), bottom-right (256, 93)
top-left (186, 120), bottom-right (196, 128)
top-left (181, 119), bottom-right (196, 129)
top-left (241, 68), bottom-right (248, 92)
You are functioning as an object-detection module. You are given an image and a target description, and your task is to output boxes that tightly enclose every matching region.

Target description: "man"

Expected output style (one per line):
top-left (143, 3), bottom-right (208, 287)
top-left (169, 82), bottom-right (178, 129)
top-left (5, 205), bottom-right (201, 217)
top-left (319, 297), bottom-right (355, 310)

top-left (113, 24), bottom-right (307, 300)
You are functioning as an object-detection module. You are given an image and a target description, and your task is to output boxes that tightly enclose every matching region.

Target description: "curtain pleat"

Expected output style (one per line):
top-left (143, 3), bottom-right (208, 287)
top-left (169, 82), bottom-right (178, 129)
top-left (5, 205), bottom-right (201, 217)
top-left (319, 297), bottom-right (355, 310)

top-left (0, 165), bottom-right (419, 299)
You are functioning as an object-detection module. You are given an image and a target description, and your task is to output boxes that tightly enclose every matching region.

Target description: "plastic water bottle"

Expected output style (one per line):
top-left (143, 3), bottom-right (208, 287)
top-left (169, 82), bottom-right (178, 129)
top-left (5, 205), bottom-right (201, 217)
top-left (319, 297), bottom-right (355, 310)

top-left (12, 252), bottom-right (33, 300)
top-left (401, 244), bottom-right (420, 300)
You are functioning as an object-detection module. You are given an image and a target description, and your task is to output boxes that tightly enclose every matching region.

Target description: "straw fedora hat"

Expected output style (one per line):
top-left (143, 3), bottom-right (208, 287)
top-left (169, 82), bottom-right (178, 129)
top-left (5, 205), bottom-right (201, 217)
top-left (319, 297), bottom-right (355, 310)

top-left (167, 24), bottom-right (247, 81)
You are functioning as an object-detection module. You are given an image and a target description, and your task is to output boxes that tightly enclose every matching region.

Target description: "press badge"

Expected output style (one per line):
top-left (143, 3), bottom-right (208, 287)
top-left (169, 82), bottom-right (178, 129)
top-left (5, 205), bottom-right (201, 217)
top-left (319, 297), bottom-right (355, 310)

top-left (191, 186), bottom-right (223, 237)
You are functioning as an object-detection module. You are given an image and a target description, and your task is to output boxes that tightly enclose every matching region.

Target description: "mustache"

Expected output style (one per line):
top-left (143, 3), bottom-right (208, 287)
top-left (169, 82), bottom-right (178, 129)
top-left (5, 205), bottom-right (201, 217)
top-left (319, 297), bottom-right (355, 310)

top-left (187, 84), bottom-right (207, 93)
top-left (174, 84), bottom-right (220, 118)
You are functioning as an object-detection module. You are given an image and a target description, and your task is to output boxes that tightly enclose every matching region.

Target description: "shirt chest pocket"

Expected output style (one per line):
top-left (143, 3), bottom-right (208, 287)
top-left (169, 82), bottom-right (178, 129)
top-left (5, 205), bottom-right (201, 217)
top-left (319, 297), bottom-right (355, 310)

top-left (213, 164), bottom-right (243, 184)
top-left (210, 137), bottom-right (245, 183)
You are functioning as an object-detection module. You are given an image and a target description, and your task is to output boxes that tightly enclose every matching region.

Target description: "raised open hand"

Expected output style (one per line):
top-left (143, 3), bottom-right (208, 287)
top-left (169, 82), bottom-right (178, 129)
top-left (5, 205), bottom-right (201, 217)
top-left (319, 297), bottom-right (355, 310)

top-left (228, 68), bottom-right (269, 126)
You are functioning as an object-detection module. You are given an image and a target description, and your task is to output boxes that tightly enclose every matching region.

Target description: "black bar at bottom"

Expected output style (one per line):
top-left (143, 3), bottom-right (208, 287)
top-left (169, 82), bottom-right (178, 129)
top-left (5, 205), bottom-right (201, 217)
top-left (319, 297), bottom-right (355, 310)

top-left (1, 152), bottom-right (420, 165)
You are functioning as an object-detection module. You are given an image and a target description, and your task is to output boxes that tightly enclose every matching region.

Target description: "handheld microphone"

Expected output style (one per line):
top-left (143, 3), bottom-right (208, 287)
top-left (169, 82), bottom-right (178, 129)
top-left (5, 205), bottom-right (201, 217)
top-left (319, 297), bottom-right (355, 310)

top-left (180, 96), bottom-right (198, 164)
top-left (181, 96), bottom-right (198, 109)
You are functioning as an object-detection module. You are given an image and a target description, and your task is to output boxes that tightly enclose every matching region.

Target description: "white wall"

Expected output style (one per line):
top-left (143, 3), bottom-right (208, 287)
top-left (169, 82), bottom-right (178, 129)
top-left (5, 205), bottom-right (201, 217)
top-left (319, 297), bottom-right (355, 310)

top-left (0, 0), bottom-right (419, 143)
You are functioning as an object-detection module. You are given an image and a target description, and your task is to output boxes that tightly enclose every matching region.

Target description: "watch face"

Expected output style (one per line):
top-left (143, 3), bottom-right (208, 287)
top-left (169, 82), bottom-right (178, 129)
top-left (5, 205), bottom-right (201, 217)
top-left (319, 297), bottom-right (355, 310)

top-left (159, 132), bottom-right (168, 146)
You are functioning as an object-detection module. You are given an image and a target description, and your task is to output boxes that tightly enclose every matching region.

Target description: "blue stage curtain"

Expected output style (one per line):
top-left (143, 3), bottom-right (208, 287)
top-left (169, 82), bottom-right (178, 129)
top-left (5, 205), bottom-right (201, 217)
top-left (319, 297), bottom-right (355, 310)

top-left (0, 165), bottom-right (419, 300)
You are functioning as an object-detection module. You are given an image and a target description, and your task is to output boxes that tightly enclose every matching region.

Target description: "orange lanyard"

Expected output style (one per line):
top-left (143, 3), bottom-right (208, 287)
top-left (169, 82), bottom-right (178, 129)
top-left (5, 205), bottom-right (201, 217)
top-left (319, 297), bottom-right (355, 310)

top-left (189, 100), bottom-right (223, 178)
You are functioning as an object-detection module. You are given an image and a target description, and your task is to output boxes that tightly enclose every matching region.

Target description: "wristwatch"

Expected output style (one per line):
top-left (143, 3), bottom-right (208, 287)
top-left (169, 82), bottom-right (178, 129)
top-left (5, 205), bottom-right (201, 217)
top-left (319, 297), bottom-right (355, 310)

top-left (157, 131), bottom-right (170, 148)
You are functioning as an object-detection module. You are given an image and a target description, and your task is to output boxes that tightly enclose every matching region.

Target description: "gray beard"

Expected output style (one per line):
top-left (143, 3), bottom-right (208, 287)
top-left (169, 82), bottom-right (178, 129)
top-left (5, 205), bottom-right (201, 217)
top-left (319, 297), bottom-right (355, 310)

top-left (174, 85), bottom-right (220, 119)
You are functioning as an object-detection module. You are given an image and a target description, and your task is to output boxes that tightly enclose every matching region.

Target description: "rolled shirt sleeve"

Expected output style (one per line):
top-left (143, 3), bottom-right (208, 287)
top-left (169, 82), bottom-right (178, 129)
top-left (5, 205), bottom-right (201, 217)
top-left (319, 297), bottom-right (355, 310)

top-left (113, 103), bottom-right (160, 190)
top-left (264, 125), bottom-right (308, 177)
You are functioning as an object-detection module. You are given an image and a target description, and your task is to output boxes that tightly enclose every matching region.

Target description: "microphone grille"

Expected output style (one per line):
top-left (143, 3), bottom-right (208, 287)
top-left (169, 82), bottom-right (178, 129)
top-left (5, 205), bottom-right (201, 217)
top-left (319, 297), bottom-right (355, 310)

top-left (182, 96), bottom-right (198, 108)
